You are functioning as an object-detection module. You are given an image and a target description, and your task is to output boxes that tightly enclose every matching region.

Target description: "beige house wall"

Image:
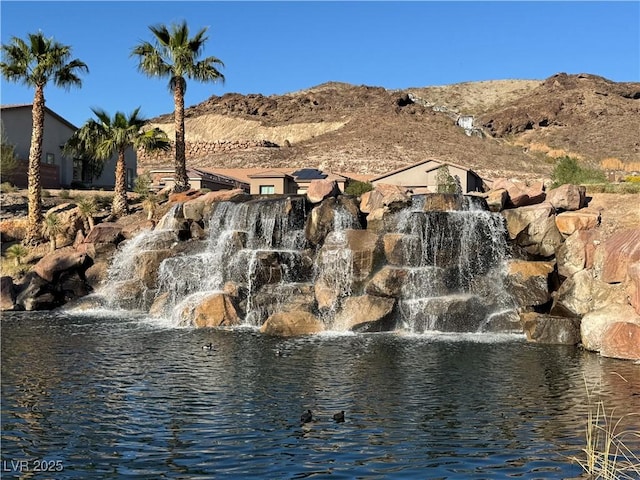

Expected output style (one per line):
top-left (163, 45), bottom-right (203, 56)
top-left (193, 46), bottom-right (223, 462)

top-left (373, 160), bottom-right (482, 193)
top-left (249, 177), bottom-right (295, 195)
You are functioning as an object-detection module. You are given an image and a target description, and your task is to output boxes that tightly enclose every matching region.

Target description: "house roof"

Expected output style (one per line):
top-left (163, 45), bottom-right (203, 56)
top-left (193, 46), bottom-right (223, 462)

top-left (247, 170), bottom-right (293, 179)
top-left (0, 103), bottom-right (78, 130)
top-left (369, 158), bottom-right (480, 182)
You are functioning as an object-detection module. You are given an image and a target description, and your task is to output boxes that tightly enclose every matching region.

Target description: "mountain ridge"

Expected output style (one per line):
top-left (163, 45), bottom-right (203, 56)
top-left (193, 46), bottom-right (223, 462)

top-left (140, 73), bottom-right (640, 182)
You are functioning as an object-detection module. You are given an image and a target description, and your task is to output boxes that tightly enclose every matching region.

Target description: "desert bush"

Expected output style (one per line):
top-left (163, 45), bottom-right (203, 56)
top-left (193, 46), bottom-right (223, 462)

top-left (200, 188), bottom-right (212, 194)
top-left (59, 189), bottom-right (71, 199)
top-left (0, 182), bottom-right (17, 193)
top-left (42, 189), bottom-right (51, 198)
top-left (551, 156), bottom-right (607, 188)
top-left (623, 175), bottom-right (640, 184)
top-left (344, 181), bottom-right (374, 197)
top-left (133, 172), bottom-right (152, 198)
top-left (4, 243), bottom-right (28, 266)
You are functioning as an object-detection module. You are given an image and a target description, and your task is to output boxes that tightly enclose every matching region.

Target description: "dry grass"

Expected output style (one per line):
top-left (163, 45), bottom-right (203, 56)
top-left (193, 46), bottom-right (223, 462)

top-left (572, 376), bottom-right (640, 480)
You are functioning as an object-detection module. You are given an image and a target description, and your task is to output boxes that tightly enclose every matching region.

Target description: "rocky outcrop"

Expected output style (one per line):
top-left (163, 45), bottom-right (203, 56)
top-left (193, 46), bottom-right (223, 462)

top-left (555, 212), bottom-right (599, 236)
top-left (260, 310), bottom-right (325, 336)
top-left (178, 293), bottom-right (240, 328)
top-left (581, 303), bottom-right (640, 352)
top-left (333, 294), bottom-right (395, 332)
top-left (600, 322), bottom-right (640, 360)
top-left (521, 312), bottom-right (581, 345)
top-left (492, 178), bottom-right (545, 208)
top-left (505, 260), bottom-right (555, 308)
top-left (306, 179), bottom-right (340, 204)
top-left (502, 203), bottom-right (563, 257)
top-left (599, 229), bottom-right (640, 284)
top-left (545, 184), bottom-right (586, 211)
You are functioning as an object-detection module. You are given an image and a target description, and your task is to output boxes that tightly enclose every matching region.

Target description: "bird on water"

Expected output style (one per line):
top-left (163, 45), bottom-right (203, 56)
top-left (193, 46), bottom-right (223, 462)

top-left (333, 411), bottom-right (345, 423)
top-left (301, 410), bottom-right (313, 424)
top-left (202, 343), bottom-right (213, 350)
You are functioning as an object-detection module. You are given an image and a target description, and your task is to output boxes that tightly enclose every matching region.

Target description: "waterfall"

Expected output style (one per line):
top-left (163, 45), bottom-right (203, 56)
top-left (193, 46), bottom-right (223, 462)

top-left (152, 197), bottom-right (311, 325)
top-left (90, 192), bottom-right (516, 334)
top-left (391, 197), bottom-right (515, 333)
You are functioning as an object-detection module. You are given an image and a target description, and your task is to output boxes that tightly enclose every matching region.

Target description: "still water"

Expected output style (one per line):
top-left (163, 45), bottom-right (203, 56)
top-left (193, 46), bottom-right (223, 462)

top-left (2, 311), bottom-right (639, 479)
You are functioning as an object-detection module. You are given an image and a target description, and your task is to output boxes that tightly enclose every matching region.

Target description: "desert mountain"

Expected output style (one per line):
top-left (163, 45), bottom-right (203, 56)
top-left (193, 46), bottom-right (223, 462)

top-left (141, 73), bottom-right (640, 182)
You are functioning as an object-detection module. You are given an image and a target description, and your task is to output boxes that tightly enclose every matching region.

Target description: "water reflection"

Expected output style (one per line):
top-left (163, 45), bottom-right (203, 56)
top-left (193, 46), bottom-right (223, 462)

top-left (2, 311), bottom-right (639, 479)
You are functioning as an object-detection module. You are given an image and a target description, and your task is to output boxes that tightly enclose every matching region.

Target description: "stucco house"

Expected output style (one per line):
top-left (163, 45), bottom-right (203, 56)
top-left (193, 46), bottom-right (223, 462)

top-left (1, 104), bottom-right (137, 189)
top-left (370, 159), bottom-right (484, 193)
top-left (149, 167), bottom-right (249, 192)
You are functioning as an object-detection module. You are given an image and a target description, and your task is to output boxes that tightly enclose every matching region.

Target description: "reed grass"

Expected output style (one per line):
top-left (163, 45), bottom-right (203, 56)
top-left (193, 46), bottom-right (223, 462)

top-left (572, 377), bottom-right (640, 479)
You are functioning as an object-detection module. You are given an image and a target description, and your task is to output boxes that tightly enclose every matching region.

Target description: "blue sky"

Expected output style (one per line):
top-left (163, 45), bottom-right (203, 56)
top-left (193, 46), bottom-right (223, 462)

top-left (1, 1), bottom-right (639, 127)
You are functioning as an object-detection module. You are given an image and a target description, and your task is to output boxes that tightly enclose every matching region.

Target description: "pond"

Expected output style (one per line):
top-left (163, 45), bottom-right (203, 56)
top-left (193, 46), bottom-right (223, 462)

top-left (2, 311), bottom-right (639, 479)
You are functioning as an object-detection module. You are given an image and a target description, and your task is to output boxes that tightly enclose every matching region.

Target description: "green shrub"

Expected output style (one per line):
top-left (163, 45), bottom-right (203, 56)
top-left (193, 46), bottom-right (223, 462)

top-left (59, 189), bottom-right (71, 199)
top-left (623, 175), bottom-right (640, 184)
top-left (133, 173), bottom-right (152, 198)
top-left (344, 180), bottom-right (374, 196)
top-left (551, 156), bottom-right (607, 188)
top-left (42, 189), bottom-right (51, 198)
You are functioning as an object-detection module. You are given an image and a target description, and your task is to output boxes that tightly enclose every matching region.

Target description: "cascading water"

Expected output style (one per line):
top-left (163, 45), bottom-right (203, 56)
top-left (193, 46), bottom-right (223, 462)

top-left (153, 197), bottom-right (312, 325)
top-left (88, 192), bottom-right (516, 334)
top-left (391, 195), bottom-right (515, 332)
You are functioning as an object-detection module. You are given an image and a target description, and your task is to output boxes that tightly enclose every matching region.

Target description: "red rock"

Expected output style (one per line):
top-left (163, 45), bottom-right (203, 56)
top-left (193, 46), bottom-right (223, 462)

top-left (33, 250), bottom-right (93, 283)
top-left (555, 211), bottom-right (598, 235)
top-left (306, 179), bottom-right (340, 204)
top-left (546, 184), bottom-right (586, 211)
top-left (600, 322), bottom-right (640, 360)
top-left (601, 229), bottom-right (640, 283)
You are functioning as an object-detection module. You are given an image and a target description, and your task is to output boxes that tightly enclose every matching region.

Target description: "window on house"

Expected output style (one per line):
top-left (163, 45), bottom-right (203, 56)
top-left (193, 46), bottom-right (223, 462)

top-left (73, 159), bottom-right (83, 180)
top-left (259, 185), bottom-right (275, 194)
top-left (45, 153), bottom-right (55, 164)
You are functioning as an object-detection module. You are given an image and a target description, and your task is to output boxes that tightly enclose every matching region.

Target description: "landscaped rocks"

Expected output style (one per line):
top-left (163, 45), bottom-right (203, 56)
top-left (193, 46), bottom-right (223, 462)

top-left (33, 249), bottom-right (93, 283)
top-left (580, 303), bottom-right (640, 353)
top-left (359, 184), bottom-right (410, 213)
top-left (484, 188), bottom-right (508, 212)
top-left (600, 322), bottom-right (640, 361)
top-left (599, 228), bottom-right (640, 284)
top-left (306, 179), bottom-right (340, 204)
top-left (555, 211), bottom-right (599, 236)
top-left (178, 292), bottom-right (240, 328)
top-left (505, 260), bottom-right (555, 308)
top-left (545, 184), bottom-right (586, 211)
top-left (1, 276), bottom-right (17, 311)
top-left (333, 294), bottom-right (395, 332)
top-left (502, 203), bottom-right (563, 257)
top-left (521, 312), bottom-right (581, 345)
top-left (260, 310), bottom-right (325, 336)
top-left (365, 266), bottom-right (408, 298)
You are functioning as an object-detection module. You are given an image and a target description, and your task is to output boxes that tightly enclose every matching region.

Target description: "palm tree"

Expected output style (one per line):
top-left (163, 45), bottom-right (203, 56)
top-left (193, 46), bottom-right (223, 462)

top-left (1, 32), bottom-right (88, 245)
top-left (5, 243), bottom-right (28, 267)
top-left (131, 21), bottom-right (224, 193)
top-left (76, 196), bottom-right (98, 231)
top-left (43, 212), bottom-right (63, 252)
top-left (64, 107), bottom-right (170, 217)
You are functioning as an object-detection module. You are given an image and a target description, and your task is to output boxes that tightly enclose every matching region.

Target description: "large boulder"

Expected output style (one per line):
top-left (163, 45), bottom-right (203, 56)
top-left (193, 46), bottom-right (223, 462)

top-left (492, 178), bottom-right (545, 207)
top-left (555, 211), bottom-right (598, 236)
top-left (365, 266), bottom-right (409, 298)
top-left (599, 229), bottom-right (640, 284)
top-left (305, 197), bottom-right (338, 246)
top-left (333, 294), bottom-right (395, 332)
top-left (484, 188), bottom-right (508, 212)
top-left (629, 262), bottom-right (640, 315)
top-left (580, 303), bottom-right (640, 352)
top-left (178, 292), bottom-right (240, 328)
top-left (422, 193), bottom-right (463, 212)
top-left (502, 203), bottom-right (563, 257)
top-left (33, 249), bottom-right (93, 283)
top-left (521, 312), bottom-right (581, 345)
top-left (260, 310), bottom-right (325, 336)
top-left (1, 276), bottom-right (17, 311)
top-left (505, 260), bottom-right (555, 308)
top-left (306, 179), bottom-right (340, 204)
top-left (402, 294), bottom-right (488, 333)
top-left (600, 322), bottom-right (640, 361)
top-left (135, 249), bottom-right (174, 288)
top-left (551, 269), bottom-right (628, 317)
top-left (360, 184), bottom-right (410, 214)
top-left (555, 230), bottom-right (600, 278)
top-left (319, 229), bottom-right (383, 283)
top-left (545, 184), bottom-right (586, 211)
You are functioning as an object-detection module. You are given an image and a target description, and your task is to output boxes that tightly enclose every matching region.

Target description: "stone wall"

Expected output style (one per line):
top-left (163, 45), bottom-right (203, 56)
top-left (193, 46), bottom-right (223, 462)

top-left (137, 140), bottom-right (280, 165)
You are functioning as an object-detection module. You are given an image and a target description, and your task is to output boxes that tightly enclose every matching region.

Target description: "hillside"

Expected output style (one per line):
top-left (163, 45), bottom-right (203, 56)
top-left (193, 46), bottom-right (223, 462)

top-left (141, 73), bottom-right (640, 182)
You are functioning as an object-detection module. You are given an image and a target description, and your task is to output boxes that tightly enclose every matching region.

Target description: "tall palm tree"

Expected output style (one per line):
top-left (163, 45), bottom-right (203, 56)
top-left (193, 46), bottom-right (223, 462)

top-left (131, 21), bottom-right (224, 193)
top-left (1, 32), bottom-right (88, 245)
top-left (64, 108), bottom-right (170, 217)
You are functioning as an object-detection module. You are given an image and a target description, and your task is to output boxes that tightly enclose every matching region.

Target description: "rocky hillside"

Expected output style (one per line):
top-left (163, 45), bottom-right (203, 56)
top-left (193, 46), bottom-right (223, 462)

top-left (141, 73), bottom-right (640, 182)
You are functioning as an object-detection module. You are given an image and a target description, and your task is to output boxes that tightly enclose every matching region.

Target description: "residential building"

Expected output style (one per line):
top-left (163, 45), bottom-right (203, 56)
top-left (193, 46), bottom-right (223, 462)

top-left (369, 159), bottom-right (484, 193)
top-left (1, 104), bottom-right (137, 189)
